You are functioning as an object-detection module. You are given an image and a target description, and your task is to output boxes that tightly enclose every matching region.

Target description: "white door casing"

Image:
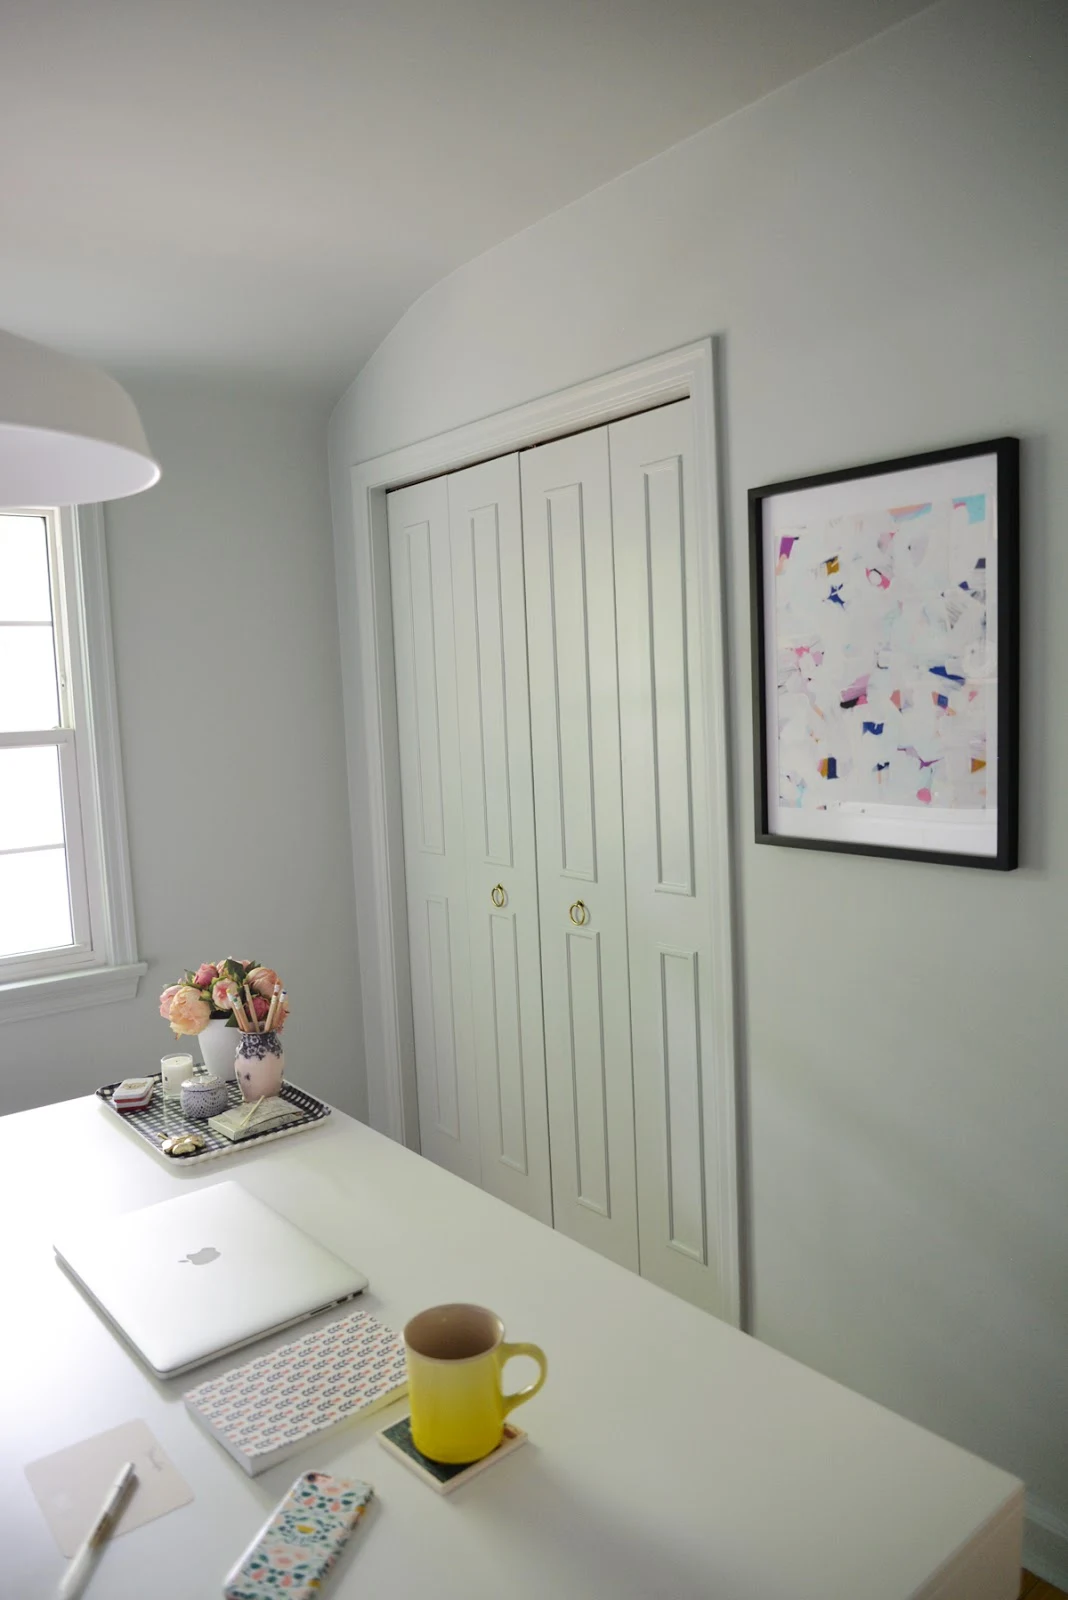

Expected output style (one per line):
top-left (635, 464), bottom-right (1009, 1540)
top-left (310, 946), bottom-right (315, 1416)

top-left (339, 340), bottom-right (740, 1325)
top-left (447, 455), bottom-right (553, 1224)
top-left (387, 477), bottom-right (482, 1186)
top-left (520, 428), bottom-right (639, 1271)
top-left (610, 401), bottom-right (736, 1319)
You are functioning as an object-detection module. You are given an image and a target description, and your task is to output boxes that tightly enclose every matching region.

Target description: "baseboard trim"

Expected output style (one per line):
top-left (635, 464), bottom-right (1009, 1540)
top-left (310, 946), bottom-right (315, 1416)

top-left (1025, 1496), bottom-right (1068, 1590)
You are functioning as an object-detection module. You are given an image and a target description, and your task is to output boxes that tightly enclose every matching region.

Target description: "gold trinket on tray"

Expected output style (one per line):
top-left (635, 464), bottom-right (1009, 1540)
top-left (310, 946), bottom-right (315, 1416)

top-left (159, 1132), bottom-right (207, 1158)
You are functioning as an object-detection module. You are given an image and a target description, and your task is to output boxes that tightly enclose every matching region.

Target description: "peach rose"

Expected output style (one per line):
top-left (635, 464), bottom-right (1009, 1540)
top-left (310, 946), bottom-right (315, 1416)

top-left (193, 963), bottom-right (218, 989)
top-left (248, 966), bottom-right (279, 998)
top-left (168, 984), bottom-right (212, 1036)
top-left (212, 977), bottom-right (238, 1011)
top-left (159, 983), bottom-right (181, 1019)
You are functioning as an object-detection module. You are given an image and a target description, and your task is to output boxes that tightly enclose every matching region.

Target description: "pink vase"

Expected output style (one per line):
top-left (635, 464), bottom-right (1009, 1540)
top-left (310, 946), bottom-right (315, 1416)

top-left (235, 1031), bottom-right (285, 1100)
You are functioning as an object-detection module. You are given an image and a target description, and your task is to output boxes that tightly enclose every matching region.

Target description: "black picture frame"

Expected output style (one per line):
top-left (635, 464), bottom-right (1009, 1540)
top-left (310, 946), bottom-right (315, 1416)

top-left (749, 437), bottom-right (1019, 870)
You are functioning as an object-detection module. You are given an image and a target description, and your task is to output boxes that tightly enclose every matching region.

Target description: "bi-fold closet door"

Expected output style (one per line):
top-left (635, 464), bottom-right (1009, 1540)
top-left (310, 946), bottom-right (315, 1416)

top-left (388, 400), bottom-right (726, 1312)
top-left (387, 457), bottom-right (552, 1225)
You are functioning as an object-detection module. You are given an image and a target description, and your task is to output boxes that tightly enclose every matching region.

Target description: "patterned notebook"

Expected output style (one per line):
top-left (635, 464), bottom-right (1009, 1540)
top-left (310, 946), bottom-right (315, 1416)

top-left (184, 1310), bottom-right (408, 1476)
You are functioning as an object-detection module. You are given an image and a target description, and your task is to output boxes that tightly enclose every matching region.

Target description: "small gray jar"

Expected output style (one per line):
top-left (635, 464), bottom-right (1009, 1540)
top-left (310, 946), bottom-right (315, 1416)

top-left (180, 1072), bottom-right (229, 1120)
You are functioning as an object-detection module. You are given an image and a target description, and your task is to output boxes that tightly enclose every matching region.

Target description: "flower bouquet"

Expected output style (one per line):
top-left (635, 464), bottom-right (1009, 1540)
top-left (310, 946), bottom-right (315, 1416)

top-left (160, 958), bottom-right (289, 1037)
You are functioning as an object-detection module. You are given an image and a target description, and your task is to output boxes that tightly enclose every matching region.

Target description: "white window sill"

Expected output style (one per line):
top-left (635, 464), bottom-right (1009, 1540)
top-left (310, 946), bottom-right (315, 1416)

top-left (0, 962), bottom-right (148, 1024)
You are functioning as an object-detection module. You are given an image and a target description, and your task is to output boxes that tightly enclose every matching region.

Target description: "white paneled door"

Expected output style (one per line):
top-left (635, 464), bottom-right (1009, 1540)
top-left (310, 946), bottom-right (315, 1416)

top-left (388, 396), bottom-right (735, 1318)
top-left (610, 401), bottom-right (732, 1317)
top-left (387, 478), bottom-right (481, 1186)
top-left (520, 429), bottom-right (639, 1272)
top-left (447, 456), bottom-right (553, 1225)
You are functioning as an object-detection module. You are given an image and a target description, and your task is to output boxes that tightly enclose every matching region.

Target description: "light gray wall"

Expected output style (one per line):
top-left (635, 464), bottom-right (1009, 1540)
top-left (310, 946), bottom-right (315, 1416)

top-left (329, 0), bottom-right (1068, 1570)
top-left (2, 375), bottom-right (367, 1122)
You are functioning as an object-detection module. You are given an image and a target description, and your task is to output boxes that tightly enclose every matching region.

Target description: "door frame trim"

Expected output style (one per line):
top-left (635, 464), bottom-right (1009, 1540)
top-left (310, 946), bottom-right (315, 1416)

top-left (336, 338), bottom-right (740, 1324)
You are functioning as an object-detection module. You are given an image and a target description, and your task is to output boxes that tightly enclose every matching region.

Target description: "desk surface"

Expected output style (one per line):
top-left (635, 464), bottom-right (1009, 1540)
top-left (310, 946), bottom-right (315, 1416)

top-left (0, 1095), bottom-right (1021, 1599)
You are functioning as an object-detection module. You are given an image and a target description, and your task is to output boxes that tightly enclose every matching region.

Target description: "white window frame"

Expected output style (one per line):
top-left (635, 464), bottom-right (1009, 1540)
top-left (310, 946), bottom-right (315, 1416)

top-left (0, 503), bottom-right (145, 1022)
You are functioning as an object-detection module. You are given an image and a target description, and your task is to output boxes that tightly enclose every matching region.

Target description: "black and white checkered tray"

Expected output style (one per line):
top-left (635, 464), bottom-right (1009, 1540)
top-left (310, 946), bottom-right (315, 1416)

top-left (96, 1076), bottom-right (332, 1166)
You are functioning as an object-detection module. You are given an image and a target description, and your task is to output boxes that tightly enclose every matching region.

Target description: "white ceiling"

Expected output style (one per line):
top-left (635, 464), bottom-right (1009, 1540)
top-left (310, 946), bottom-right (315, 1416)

top-left (1, 0), bottom-right (931, 396)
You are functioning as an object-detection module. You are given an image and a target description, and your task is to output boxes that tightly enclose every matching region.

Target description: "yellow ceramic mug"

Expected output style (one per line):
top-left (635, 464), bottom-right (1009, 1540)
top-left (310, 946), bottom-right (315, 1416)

top-left (404, 1303), bottom-right (548, 1464)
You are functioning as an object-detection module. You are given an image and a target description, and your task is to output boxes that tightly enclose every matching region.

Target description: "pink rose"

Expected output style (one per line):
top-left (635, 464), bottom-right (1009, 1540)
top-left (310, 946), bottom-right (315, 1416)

top-left (159, 983), bottom-right (181, 1019)
top-left (193, 963), bottom-right (218, 989)
top-left (212, 977), bottom-right (238, 1011)
top-left (252, 993), bottom-right (270, 1022)
top-left (168, 984), bottom-right (212, 1036)
top-left (248, 966), bottom-right (279, 998)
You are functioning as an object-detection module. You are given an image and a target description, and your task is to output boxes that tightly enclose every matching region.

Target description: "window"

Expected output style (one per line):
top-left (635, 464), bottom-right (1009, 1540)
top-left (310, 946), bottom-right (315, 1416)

top-left (0, 505), bottom-right (144, 1021)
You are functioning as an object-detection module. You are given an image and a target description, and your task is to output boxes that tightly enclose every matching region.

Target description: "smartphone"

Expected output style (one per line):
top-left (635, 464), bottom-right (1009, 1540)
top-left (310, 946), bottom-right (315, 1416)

top-left (223, 1471), bottom-right (374, 1600)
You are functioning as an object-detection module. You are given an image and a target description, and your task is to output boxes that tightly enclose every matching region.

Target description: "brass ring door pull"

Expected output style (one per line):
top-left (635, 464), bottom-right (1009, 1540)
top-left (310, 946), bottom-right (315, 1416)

top-left (568, 900), bottom-right (589, 926)
top-left (491, 884), bottom-right (507, 908)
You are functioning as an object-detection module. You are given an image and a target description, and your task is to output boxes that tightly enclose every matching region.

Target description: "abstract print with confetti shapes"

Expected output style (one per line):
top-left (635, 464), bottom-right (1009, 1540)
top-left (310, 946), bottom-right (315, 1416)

top-left (774, 491), bottom-right (995, 813)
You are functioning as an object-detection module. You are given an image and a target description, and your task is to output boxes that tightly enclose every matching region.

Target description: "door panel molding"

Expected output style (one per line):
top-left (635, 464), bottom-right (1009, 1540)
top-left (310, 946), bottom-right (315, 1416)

top-left (488, 909), bottom-right (529, 1175)
top-left (404, 521), bottom-right (447, 857)
top-left (424, 894), bottom-right (461, 1140)
top-left (468, 504), bottom-right (515, 869)
top-left (642, 457), bottom-right (696, 897)
top-left (565, 928), bottom-right (610, 1218)
top-left (659, 945), bottom-right (707, 1265)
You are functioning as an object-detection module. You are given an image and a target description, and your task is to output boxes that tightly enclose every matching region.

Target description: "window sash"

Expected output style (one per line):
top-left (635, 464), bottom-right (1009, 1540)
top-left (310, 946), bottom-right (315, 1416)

top-left (0, 503), bottom-right (144, 1022)
top-left (0, 729), bottom-right (95, 981)
top-left (0, 506), bottom-right (99, 984)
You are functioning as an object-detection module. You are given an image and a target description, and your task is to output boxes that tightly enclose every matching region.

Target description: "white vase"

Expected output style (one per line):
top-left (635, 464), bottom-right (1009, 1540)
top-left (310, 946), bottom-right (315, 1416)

top-left (198, 1016), bottom-right (238, 1082)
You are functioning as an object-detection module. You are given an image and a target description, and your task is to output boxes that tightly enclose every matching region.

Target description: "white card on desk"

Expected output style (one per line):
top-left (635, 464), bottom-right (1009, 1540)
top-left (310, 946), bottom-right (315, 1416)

top-left (25, 1418), bottom-right (194, 1556)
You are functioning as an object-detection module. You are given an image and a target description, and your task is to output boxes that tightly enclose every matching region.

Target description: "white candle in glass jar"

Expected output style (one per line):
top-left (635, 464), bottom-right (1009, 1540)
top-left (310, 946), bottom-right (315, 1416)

top-left (161, 1053), bottom-right (193, 1097)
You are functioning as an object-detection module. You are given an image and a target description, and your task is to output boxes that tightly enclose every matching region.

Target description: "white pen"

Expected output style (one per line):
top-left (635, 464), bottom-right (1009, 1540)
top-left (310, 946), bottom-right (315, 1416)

top-left (58, 1460), bottom-right (137, 1600)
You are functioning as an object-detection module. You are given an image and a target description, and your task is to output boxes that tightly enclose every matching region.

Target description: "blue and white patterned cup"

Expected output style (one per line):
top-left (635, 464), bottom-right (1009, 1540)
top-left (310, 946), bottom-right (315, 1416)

top-left (180, 1072), bottom-right (230, 1120)
top-left (236, 1030), bottom-right (285, 1101)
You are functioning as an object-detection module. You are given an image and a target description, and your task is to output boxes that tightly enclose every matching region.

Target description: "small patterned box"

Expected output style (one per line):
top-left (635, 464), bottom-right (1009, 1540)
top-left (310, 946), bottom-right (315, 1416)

top-left (184, 1309), bottom-right (408, 1475)
top-left (223, 1471), bottom-right (373, 1600)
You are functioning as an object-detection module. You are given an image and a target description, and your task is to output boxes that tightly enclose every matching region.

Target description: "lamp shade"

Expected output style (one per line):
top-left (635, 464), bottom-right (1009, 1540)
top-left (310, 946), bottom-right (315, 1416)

top-left (0, 328), bottom-right (159, 507)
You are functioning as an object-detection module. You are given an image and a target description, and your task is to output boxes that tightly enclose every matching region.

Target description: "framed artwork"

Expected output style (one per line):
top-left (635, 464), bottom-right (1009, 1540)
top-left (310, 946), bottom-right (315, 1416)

top-left (749, 437), bottom-right (1019, 870)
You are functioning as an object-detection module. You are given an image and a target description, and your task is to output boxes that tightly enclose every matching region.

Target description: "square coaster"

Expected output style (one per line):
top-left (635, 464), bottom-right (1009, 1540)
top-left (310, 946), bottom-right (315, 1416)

top-left (377, 1416), bottom-right (526, 1495)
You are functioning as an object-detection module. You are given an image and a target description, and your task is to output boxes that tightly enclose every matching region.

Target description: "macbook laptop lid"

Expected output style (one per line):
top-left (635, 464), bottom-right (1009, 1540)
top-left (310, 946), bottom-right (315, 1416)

top-left (54, 1181), bottom-right (368, 1377)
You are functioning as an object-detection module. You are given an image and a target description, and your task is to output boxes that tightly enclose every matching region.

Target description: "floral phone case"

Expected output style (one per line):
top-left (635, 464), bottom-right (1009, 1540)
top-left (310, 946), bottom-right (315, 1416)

top-left (223, 1471), bottom-right (374, 1600)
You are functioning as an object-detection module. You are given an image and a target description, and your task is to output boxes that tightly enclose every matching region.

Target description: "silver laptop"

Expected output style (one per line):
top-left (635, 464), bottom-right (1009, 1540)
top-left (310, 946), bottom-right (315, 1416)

top-left (54, 1180), bottom-right (368, 1377)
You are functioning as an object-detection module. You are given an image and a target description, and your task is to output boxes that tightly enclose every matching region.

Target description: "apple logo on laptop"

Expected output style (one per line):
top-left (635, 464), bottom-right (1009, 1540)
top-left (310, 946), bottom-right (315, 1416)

top-left (180, 1246), bottom-right (221, 1266)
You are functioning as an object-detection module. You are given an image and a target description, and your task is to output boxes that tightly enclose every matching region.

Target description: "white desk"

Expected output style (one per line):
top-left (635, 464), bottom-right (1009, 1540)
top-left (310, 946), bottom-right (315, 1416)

top-left (0, 1096), bottom-right (1022, 1599)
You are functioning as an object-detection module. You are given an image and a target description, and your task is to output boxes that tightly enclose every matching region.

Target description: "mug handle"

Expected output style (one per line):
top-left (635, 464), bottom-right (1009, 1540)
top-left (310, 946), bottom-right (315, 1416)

top-left (499, 1342), bottom-right (548, 1416)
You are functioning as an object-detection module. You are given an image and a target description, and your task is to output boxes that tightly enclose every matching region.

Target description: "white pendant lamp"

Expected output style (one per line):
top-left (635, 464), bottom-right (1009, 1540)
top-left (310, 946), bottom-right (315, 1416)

top-left (0, 328), bottom-right (160, 507)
